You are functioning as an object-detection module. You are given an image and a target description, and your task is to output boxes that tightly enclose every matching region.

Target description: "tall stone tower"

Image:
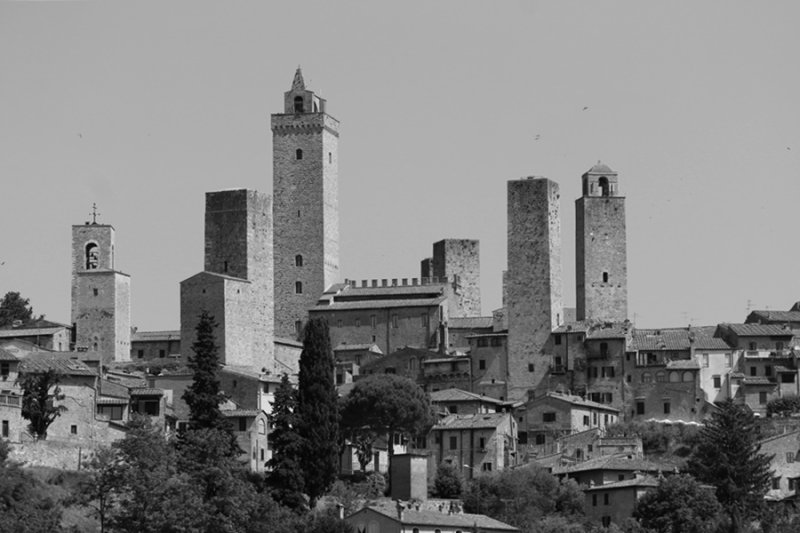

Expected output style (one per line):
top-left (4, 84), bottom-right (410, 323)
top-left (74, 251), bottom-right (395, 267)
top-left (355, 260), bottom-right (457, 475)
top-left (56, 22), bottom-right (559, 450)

top-left (506, 177), bottom-right (563, 401)
top-left (575, 162), bottom-right (627, 322)
top-left (180, 189), bottom-right (274, 370)
top-left (432, 239), bottom-right (481, 317)
top-left (272, 68), bottom-right (340, 340)
top-left (70, 219), bottom-right (131, 362)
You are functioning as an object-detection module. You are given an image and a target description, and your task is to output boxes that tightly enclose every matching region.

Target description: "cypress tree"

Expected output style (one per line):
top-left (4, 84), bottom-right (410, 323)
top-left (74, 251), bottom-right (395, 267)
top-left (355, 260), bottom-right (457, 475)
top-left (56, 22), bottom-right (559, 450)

top-left (296, 317), bottom-right (340, 509)
top-left (267, 373), bottom-right (306, 510)
top-left (688, 399), bottom-right (774, 533)
top-left (182, 311), bottom-right (229, 433)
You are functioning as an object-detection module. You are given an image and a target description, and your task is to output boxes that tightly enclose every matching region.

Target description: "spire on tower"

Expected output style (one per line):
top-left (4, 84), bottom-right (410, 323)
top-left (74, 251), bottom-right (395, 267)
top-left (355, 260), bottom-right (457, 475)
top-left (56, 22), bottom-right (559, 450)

top-left (291, 67), bottom-right (305, 91)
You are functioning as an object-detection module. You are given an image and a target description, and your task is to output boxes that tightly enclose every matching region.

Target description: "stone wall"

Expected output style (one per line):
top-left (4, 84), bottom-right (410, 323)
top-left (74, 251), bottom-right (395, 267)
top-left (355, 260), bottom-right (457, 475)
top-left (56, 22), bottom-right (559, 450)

top-left (506, 178), bottom-right (563, 401)
top-left (272, 109), bottom-right (340, 340)
top-left (73, 271), bottom-right (131, 362)
top-left (432, 239), bottom-right (481, 318)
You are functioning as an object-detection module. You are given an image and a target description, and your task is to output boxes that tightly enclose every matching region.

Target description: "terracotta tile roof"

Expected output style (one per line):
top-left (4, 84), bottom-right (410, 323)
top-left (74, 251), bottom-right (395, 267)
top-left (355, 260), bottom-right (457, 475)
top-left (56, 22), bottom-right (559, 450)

top-left (584, 475), bottom-right (660, 491)
top-left (721, 323), bottom-right (794, 337)
top-left (430, 388), bottom-right (504, 405)
top-left (357, 502), bottom-right (519, 531)
top-left (666, 359), bottom-right (700, 370)
top-left (131, 330), bottom-right (180, 342)
top-left (748, 310), bottom-right (800, 324)
top-left (222, 409), bottom-right (262, 417)
top-left (424, 356), bottom-right (470, 364)
top-left (0, 327), bottom-right (68, 338)
top-left (311, 296), bottom-right (446, 311)
top-left (552, 455), bottom-right (672, 475)
top-left (632, 327), bottom-right (730, 351)
top-left (741, 377), bottom-right (777, 387)
top-left (96, 397), bottom-right (129, 405)
top-left (334, 343), bottom-right (383, 353)
top-left (449, 316), bottom-right (494, 329)
top-left (531, 392), bottom-right (620, 413)
top-left (586, 162), bottom-right (616, 174)
top-left (553, 322), bottom-right (591, 334)
top-left (129, 387), bottom-right (164, 396)
top-left (18, 355), bottom-right (97, 376)
top-left (333, 284), bottom-right (446, 299)
top-left (432, 413), bottom-right (509, 431)
top-left (0, 347), bottom-right (17, 361)
top-left (587, 323), bottom-right (629, 339)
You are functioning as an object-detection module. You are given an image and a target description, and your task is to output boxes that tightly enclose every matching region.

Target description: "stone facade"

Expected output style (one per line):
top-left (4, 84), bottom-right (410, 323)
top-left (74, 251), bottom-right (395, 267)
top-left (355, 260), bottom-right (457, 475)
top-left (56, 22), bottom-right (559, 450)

top-left (272, 68), bottom-right (340, 340)
top-left (576, 163), bottom-right (628, 322)
top-left (180, 189), bottom-right (275, 371)
top-left (70, 223), bottom-right (131, 362)
top-left (506, 177), bottom-right (563, 401)
top-left (431, 239), bottom-right (481, 317)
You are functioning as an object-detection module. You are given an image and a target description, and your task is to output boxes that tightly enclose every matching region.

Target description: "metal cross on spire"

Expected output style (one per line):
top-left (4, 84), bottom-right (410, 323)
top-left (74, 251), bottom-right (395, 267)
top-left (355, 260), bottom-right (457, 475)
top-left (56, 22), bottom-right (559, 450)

top-left (90, 203), bottom-right (100, 224)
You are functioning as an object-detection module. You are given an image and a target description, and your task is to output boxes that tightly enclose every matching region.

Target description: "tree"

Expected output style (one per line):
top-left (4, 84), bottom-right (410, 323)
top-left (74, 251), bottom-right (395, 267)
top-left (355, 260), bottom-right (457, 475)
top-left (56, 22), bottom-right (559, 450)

top-left (267, 373), bottom-right (306, 510)
top-left (433, 461), bottom-right (463, 498)
top-left (462, 467), bottom-right (584, 531)
top-left (182, 310), bottom-right (230, 435)
top-left (18, 368), bottom-right (66, 440)
top-left (76, 446), bottom-right (119, 533)
top-left (296, 317), bottom-right (340, 509)
top-left (0, 291), bottom-right (42, 327)
top-left (687, 399), bottom-right (774, 533)
top-left (633, 474), bottom-right (721, 533)
top-left (0, 442), bottom-right (63, 533)
top-left (340, 373), bottom-right (434, 491)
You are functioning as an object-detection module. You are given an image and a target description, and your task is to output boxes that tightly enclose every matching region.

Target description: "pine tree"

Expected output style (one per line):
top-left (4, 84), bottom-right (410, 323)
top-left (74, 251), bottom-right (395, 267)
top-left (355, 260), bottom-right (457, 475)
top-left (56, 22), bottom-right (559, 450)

top-left (182, 311), bottom-right (228, 432)
top-left (296, 317), bottom-right (340, 509)
top-left (267, 373), bottom-right (306, 510)
top-left (688, 399), bottom-right (774, 533)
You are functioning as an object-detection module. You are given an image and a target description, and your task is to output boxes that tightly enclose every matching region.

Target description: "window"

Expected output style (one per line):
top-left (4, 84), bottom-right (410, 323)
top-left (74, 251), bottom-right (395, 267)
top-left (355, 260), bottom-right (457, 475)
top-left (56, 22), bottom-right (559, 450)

top-left (535, 434), bottom-right (546, 445)
top-left (656, 372), bottom-right (666, 383)
top-left (701, 353), bottom-right (709, 367)
top-left (773, 477), bottom-right (781, 489)
top-left (0, 362), bottom-right (9, 378)
top-left (159, 349), bottom-right (165, 358)
top-left (642, 372), bottom-right (652, 384)
top-left (602, 272), bottom-right (609, 283)
top-left (294, 96), bottom-right (304, 113)
top-left (447, 405), bottom-right (457, 414)
top-left (355, 318), bottom-right (361, 328)
top-left (137, 349), bottom-right (144, 359)
top-left (790, 478), bottom-right (798, 491)
top-left (449, 436), bottom-right (457, 450)
top-left (583, 415), bottom-right (590, 426)
top-left (1, 420), bottom-right (7, 438)
top-left (421, 313), bottom-right (428, 328)
top-left (482, 462), bottom-right (492, 472)
top-left (370, 315), bottom-right (377, 328)
top-left (295, 281), bottom-right (303, 294)
top-left (619, 474), bottom-right (626, 481)
top-left (592, 494), bottom-right (597, 507)
top-left (750, 367), bottom-right (757, 377)
top-left (239, 418), bottom-right (247, 432)
top-left (664, 402), bottom-right (671, 415)
top-left (295, 320), bottom-right (303, 339)
top-left (329, 152), bottom-right (332, 164)
top-left (725, 353), bottom-right (732, 367)
top-left (491, 337), bottom-right (502, 347)
top-left (295, 254), bottom-right (303, 267)
top-left (604, 493), bottom-right (610, 505)
top-left (636, 401), bottom-right (645, 415)
top-left (71, 425), bottom-right (78, 435)
top-left (479, 359), bottom-right (486, 370)
top-left (258, 419), bottom-right (266, 435)
top-left (85, 243), bottom-right (99, 269)
top-left (93, 288), bottom-right (99, 297)
top-left (759, 391), bottom-right (768, 405)
top-left (626, 374), bottom-right (632, 383)
top-left (600, 342), bottom-right (609, 357)
top-left (296, 149), bottom-right (303, 160)
top-left (528, 363), bottom-right (534, 372)
top-left (602, 516), bottom-right (612, 527)
top-left (555, 334), bottom-right (562, 345)
top-left (787, 452), bottom-right (795, 463)
top-left (337, 319), bottom-right (343, 328)
top-left (765, 365), bottom-right (773, 377)
top-left (543, 412), bottom-right (556, 423)
top-left (683, 372), bottom-right (694, 382)
top-left (477, 338), bottom-right (488, 348)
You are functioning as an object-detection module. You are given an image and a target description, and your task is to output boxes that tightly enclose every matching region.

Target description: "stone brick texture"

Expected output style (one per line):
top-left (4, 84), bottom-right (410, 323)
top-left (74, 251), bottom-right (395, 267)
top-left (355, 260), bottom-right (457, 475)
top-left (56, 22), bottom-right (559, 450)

top-left (576, 197), bottom-right (628, 322)
top-left (432, 239), bottom-right (481, 318)
top-left (272, 104), bottom-right (340, 340)
top-left (506, 178), bottom-right (564, 401)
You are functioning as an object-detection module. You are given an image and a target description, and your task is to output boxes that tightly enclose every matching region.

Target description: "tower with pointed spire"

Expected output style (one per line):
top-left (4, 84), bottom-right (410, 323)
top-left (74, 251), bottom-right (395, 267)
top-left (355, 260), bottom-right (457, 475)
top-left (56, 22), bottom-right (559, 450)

top-left (271, 68), bottom-right (340, 339)
top-left (575, 162), bottom-right (628, 322)
top-left (70, 214), bottom-right (131, 362)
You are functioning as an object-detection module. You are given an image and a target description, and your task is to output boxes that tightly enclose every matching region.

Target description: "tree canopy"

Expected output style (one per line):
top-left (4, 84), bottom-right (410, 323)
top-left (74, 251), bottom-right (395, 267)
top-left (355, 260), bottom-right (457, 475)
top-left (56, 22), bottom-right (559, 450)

top-left (296, 317), bottom-right (340, 509)
top-left (0, 291), bottom-right (42, 327)
top-left (19, 368), bottom-right (67, 440)
top-left (633, 474), bottom-right (721, 533)
top-left (687, 399), bottom-right (774, 533)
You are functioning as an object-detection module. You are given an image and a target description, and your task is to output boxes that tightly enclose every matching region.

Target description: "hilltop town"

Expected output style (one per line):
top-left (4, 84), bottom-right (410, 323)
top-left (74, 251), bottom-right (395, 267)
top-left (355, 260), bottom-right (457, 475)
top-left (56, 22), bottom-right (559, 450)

top-left (2, 69), bottom-right (800, 532)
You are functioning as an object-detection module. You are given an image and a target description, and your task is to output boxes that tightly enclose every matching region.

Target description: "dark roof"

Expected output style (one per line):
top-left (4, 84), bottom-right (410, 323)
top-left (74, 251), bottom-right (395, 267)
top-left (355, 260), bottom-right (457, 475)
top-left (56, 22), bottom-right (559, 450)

top-left (530, 392), bottom-right (620, 413)
top-left (0, 347), bottom-right (17, 361)
top-left (449, 316), bottom-right (494, 329)
top-left (584, 476), bottom-right (660, 491)
top-left (0, 319), bottom-right (70, 331)
top-left (361, 346), bottom-right (437, 371)
top-left (741, 377), bottom-right (777, 387)
top-left (334, 343), bottom-right (383, 354)
top-left (553, 322), bottom-right (591, 334)
top-left (96, 397), bottom-right (129, 405)
top-left (131, 330), bottom-right (180, 342)
top-left (586, 162), bottom-right (616, 175)
top-left (586, 323), bottom-right (629, 339)
top-left (0, 327), bottom-right (68, 338)
top-left (747, 310), bottom-right (800, 324)
top-left (632, 326), bottom-right (730, 351)
top-left (129, 387), bottom-right (164, 396)
top-left (666, 359), bottom-right (700, 370)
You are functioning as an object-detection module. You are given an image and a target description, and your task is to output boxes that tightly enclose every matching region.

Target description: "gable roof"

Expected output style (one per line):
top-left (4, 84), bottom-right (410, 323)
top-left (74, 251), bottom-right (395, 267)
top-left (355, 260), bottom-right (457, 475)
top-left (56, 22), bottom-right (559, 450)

top-left (747, 310), bottom-right (800, 324)
top-left (131, 330), bottom-right (180, 342)
top-left (432, 413), bottom-right (510, 431)
top-left (0, 347), bottom-right (18, 362)
top-left (311, 296), bottom-right (446, 311)
top-left (18, 355), bottom-right (97, 376)
top-left (584, 475), bottom-right (660, 491)
top-left (530, 392), bottom-right (620, 413)
top-left (430, 388), bottom-right (505, 405)
top-left (718, 323), bottom-right (794, 338)
top-left (449, 316), bottom-right (494, 329)
top-left (351, 502), bottom-right (519, 531)
top-left (552, 454), bottom-right (673, 475)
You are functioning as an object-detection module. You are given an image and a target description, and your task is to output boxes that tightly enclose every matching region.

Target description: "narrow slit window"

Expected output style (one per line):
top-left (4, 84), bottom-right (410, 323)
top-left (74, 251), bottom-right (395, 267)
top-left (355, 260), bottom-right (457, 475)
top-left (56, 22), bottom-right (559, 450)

top-left (602, 272), bottom-right (609, 283)
top-left (295, 254), bottom-right (303, 267)
top-left (295, 281), bottom-right (303, 294)
top-left (296, 148), bottom-right (303, 160)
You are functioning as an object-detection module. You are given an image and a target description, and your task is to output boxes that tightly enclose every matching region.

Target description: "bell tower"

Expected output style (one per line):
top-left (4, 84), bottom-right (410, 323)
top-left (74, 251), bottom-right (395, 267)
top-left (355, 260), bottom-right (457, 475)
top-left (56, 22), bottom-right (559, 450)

top-left (575, 162), bottom-right (628, 322)
top-left (70, 207), bottom-right (131, 362)
top-left (272, 68), bottom-right (340, 339)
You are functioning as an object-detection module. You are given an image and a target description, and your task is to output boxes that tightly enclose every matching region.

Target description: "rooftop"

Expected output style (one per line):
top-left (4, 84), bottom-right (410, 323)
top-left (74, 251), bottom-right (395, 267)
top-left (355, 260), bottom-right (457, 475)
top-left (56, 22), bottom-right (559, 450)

top-left (355, 502), bottom-right (519, 531)
top-left (719, 323), bottom-right (794, 338)
top-left (531, 392), bottom-right (620, 413)
top-left (432, 413), bottom-right (510, 431)
top-left (449, 316), bottom-right (494, 329)
top-left (430, 388), bottom-right (505, 405)
top-left (131, 330), bottom-right (180, 342)
top-left (552, 454), bottom-right (674, 475)
top-left (311, 296), bottom-right (446, 311)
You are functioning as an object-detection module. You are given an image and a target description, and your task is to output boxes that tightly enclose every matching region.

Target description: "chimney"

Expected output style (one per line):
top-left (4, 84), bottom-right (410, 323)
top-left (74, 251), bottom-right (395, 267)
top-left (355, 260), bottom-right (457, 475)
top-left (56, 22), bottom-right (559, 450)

top-left (396, 500), bottom-right (405, 521)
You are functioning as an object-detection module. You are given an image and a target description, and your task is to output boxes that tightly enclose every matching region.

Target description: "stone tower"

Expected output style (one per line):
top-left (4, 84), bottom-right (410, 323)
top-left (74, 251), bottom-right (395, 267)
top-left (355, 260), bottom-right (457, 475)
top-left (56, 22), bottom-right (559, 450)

top-left (272, 68), bottom-right (340, 339)
top-left (70, 220), bottom-right (131, 362)
top-left (180, 189), bottom-right (274, 370)
top-left (431, 239), bottom-right (481, 317)
top-left (575, 162), bottom-right (627, 322)
top-left (506, 177), bottom-right (563, 401)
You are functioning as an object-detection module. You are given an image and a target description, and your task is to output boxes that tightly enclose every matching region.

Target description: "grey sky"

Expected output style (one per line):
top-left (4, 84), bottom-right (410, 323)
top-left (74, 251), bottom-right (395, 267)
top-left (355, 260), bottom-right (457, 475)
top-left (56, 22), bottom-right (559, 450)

top-left (1, 1), bottom-right (798, 331)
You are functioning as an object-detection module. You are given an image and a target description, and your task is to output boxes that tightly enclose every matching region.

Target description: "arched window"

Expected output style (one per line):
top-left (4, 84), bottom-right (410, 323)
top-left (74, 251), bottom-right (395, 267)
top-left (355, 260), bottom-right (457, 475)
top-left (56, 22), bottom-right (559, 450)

top-left (85, 243), bottom-right (99, 269)
top-left (295, 254), bottom-right (303, 267)
top-left (258, 419), bottom-right (266, 435)
top-left (669, 371), bottom-right (680, 383)
top-left (602, 272), bottom-right (609, 283)
top-left (642, 372), bottom-right (652, 383)
top-left (683, 371), bottom-right (695, 382)
top-left (656, 372), bottom-right (666, 383)
top-left (295, 281), bottom-right (303, 294)
top-left (296, 148), bottom-right (303, 160)
top-left (294, 96), bottom-right (304, 113)
top-left (599, 177), bottom-right (610, 196)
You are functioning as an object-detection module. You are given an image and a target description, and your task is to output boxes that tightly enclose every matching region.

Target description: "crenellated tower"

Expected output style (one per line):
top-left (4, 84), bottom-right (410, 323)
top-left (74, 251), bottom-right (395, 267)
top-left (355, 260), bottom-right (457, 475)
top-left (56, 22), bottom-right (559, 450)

top-left (271, 68), bottom-right (340, 340)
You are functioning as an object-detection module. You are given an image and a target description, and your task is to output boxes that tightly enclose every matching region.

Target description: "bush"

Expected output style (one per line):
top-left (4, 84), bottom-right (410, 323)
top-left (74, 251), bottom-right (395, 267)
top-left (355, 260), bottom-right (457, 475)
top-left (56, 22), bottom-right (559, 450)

top-left (433, 462), bottom-right (463, 498)
top-left (767, 395), bottom-right (800, 417)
